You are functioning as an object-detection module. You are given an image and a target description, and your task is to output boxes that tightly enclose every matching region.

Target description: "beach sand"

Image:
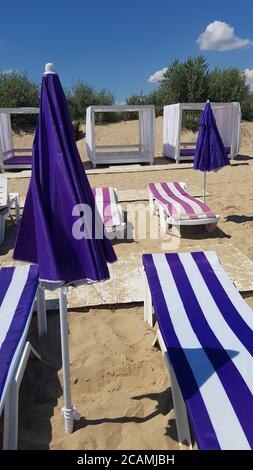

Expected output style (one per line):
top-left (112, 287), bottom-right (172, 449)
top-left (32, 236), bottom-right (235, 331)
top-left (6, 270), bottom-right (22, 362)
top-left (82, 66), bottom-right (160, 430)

top-left (1, 118), bottom-right (253, 449)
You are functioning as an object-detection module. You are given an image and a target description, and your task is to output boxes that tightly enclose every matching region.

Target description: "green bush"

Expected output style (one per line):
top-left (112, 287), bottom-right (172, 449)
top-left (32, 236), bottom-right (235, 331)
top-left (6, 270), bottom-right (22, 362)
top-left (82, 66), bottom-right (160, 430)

top-left (66, 83), bottom-right (118, 127)
top-left (0, 71), bottom-right (39, 132)
top-left (209, 68), bottom-right (253, 121)
top-left (2, 57), bottom-right (252, 138)
top-left (128, 56), bottom-right (253, 130)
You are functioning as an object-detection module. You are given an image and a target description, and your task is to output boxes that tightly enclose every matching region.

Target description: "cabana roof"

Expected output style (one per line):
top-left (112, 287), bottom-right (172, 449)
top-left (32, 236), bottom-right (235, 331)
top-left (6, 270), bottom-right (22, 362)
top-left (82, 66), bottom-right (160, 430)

top-left (0, 107), bottom-right (39, 114)
top-left (88, 105), bottom-right (154, 112)
top-left (167, 102), bottom-right (239, 110)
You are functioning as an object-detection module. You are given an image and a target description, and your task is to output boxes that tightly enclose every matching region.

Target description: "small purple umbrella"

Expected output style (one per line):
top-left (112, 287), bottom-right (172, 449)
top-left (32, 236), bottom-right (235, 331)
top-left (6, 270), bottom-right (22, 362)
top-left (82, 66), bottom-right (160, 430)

top-left (194, 101), bottom-right (230, 202)
top-left (13, 63), bottom-right (117, 433)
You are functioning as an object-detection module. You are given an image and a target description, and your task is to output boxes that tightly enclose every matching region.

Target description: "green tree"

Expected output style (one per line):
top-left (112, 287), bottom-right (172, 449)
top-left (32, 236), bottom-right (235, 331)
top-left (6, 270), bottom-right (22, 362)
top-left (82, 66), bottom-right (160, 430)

top-left (158, 59), bottom-right (188, 104)
top-left (0, 71), bottom-right (39, 131)
top-left (125, 92), bottom-right (148, 119)
top-left (157, 56), bottom-right (209, 105)
top-left (126, 92), bottom-right (147, 105)
top-left (94, 89), bottom-right (117, 124)
top-left (184, 56), bottom-right (209, 102)
top-left (66, 82), bottom-right (116, 135)
top-left (209, 68), bottom-right (253, 120)
top-left (66, 82), bottom-right (96, 122)
top-left (140, 56), bottom-right (253, 127)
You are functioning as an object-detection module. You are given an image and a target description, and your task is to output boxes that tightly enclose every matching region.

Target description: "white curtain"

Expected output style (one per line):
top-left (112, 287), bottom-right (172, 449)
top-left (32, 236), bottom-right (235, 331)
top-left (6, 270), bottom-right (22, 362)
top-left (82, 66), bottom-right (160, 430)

top-left (213, 103), bottom-right (241, 157)
top-left (163, 104), bottom-right (180, 157)
top-left (0, 113), bottom-right (13, 157)
top-left (85, 107), bottom-right (93, 161)
top-left (139, 107), bottom-right (156, 158)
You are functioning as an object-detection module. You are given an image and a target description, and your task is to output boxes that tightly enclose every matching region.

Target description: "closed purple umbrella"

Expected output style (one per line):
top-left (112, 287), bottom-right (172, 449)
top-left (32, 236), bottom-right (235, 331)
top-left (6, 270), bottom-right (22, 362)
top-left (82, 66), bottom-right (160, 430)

top-left (194, 101), bottom-right (230, 202)
top-left (13, 63), bottom-right (117, 433)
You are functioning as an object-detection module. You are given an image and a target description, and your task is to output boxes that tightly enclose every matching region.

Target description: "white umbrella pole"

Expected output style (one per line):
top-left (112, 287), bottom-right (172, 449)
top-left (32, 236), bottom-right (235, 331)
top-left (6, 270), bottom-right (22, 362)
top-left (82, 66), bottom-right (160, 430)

top-left (203, 171), bottom-right (206, 203)
top-left (59, 287), bottom-right (80, 433)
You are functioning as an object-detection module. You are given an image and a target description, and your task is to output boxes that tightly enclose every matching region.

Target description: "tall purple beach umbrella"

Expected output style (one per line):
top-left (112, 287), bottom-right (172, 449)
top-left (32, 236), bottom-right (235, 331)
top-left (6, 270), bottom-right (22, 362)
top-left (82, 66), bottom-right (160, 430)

top-left (194, 101), bottom-right (230, 202)
top-left (13, 63), bottom-right (117, 433)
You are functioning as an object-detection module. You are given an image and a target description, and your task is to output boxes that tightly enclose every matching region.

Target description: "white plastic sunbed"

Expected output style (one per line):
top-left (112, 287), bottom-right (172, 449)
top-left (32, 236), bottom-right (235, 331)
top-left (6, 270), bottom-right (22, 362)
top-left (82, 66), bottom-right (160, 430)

top-left (0, 265), bottom-right (47, 450)
top-left (143, 251), bottom-right (253, 450)
top-left (0, 176), bottom-right (20, 245)
top-left (92, 187), bottom-right (125, 233)
top-left (148, 182), bottom-right (219, 236)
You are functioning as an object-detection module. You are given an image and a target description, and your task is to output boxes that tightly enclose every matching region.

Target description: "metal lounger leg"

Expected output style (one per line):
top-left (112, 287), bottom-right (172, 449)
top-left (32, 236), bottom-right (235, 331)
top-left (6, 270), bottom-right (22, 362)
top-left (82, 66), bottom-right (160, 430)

top-left (36, 286), bottom-right (47, 338)
top-left (159, 205), bottom-right (168, 235)
top-left (3, 342), bottom-right (41, 450)
top-left (148, 189), bottom-right (155, 215)
top-left (143, 271), bottom-right (153, 327)
top-left (172, 224), bottom-right (182, 238)
top-left (0, 213), bottom-right (5, 245)
top-left (156, 330), bottom-right (192, 450)
top-left (8, 193), bottom-right (20, 224)
top-left (14, 195), bottom-right (20, 223)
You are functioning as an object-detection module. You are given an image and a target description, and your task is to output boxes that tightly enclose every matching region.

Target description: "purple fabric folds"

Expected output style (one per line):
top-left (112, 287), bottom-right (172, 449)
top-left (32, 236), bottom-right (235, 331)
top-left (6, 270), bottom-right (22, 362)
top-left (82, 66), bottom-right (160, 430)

top-left (194, 102), bottom-right (230, 172)
top-left (13, 71), bottom-right (117, 286)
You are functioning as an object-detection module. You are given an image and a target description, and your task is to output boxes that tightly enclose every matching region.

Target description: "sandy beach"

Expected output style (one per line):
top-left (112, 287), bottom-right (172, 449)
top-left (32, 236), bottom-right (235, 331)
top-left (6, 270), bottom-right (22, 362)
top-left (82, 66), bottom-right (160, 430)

top-left (1, 118), bottom-right (253, 449)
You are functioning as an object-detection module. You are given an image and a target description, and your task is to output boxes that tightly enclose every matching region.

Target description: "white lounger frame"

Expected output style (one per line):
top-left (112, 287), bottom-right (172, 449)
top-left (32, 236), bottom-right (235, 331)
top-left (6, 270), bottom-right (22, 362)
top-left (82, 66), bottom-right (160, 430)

top-left (148, 182), bottom-right (219, 237)
top-left (1, 286), bottom-right (47, 450)
top-left (0, 176), bottom-right (20, 244)
top-left (0, 107), bottom-right (39, 171)
top-left (143, 272), bottom-right (193, 450)
top-left (106, 213), bottom-right (126, 234)
top-left (106, 188), bottom-right (125, 234)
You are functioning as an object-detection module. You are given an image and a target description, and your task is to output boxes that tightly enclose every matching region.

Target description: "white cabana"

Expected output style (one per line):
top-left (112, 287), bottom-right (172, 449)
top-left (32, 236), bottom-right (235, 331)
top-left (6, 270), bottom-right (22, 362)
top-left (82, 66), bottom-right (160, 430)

top-left (0, 107), bottom-right (39, 171)
top-left (163, 102), bottom-right (241, 164)
top-left (86, 105), bottom-right (156, 168)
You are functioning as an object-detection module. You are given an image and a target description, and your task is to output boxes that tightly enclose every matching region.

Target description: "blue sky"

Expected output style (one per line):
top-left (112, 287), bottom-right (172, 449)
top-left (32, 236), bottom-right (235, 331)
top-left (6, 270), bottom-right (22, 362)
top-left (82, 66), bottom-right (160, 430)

top-left (1, 0), bottom-right (253, 101)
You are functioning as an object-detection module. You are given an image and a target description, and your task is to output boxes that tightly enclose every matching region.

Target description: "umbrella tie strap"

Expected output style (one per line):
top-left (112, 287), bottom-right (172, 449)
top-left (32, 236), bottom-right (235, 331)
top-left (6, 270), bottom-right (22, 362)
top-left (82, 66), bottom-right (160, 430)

top-left (61, 405), bottom-right (81, 434)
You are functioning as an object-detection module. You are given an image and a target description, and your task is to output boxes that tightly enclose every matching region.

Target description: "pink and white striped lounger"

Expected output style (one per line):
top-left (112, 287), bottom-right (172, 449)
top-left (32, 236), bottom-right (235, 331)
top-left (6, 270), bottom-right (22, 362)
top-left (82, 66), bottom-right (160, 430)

top-left (92, 187), bottom-right (125, 232)
top-left (148, 182), bottom-right (219, 235)
top-left (0, 265), bottom-right (46, 449)
top-left (143, 251), bottom-right (253, 450)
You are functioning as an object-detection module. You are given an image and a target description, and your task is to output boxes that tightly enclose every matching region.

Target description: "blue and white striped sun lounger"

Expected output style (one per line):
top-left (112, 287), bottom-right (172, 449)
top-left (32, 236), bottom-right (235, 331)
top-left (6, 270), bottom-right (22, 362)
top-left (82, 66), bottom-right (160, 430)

top-left (143, 251), bottom-right (253, 450)
top-left (0, 265), bottom-right (47, 450)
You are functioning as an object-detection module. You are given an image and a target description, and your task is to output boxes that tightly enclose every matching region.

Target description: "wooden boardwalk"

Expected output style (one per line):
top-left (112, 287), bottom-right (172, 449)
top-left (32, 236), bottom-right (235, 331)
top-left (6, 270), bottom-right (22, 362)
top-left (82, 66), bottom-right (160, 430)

top-left (4, 158), bottom-right (243, 180)
top-left (1, 244), bottom-right (251, 310)
top-left (15, 186), bottom-right (208, 208)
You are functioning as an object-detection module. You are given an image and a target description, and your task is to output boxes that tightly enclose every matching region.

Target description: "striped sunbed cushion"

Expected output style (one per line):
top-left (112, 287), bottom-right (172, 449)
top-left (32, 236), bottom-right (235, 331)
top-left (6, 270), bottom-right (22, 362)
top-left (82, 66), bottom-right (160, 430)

top-left (143, 251), bottom-right (253, 450)
top-left (0, 265), bottom-right (39, 413)
top-left (92, 187), bottom-right (121, 227)
top-left (148, 182), bottom-right (216, 221)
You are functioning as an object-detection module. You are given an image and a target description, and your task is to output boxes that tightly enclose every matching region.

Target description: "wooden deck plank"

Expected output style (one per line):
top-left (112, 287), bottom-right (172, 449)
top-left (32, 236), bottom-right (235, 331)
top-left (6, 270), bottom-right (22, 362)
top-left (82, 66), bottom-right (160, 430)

top-left (177, 243), bottom-right (253, 293)
top-left (111, 257), bottom-right (133, 303)
top-left (87, 282), bottom-right (103, 306)
top-left (2, 244), bottom-right (253, 310)
top-left (4, 158), bottom-right (245, 180)
top-left (68, 283), bottom-right (88, 308)
top-left (13, 187), bottom-right (209, 209)
top-left (124, 253), bottom-right (143, 302)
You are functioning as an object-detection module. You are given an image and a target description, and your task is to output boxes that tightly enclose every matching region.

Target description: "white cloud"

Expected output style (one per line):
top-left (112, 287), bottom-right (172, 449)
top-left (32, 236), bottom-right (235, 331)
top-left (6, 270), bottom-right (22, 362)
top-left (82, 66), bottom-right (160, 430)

top-left (148, 67), bottom-right (168, 83)
top-left (197, 21), bottom-right (253, 51)
top-left (1, 69), bottom-right (15, 75)
top-left (245, 68), bottom-right (253, 91)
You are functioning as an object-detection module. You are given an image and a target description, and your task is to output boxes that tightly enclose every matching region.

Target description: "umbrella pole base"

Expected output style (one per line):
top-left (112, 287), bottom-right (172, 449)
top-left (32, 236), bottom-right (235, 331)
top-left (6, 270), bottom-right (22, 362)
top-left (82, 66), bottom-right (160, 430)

top-left (61, 405), bottom-right (81, 434)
